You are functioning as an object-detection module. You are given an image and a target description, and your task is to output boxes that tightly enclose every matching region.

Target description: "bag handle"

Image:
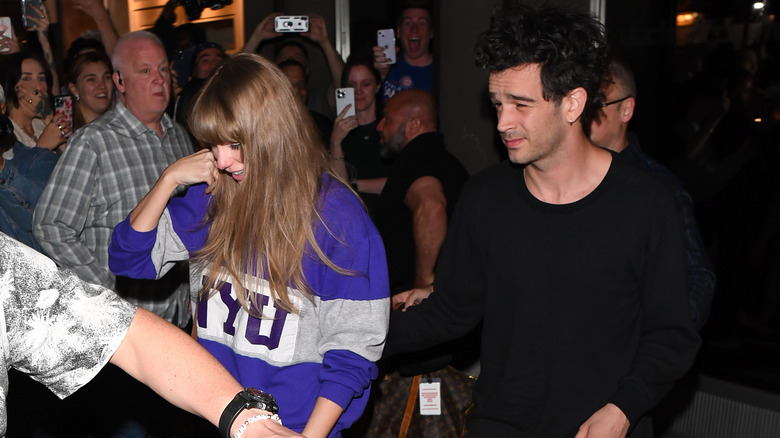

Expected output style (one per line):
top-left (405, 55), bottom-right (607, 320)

top-left (399, 374), bottom-right (421, 438)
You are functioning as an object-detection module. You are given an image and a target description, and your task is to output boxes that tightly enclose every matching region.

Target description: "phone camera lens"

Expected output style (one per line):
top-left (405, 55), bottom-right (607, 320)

top-left (337, 90), bottom-right (345, 98)
top-left (284, 21), bottom-right (293, 27)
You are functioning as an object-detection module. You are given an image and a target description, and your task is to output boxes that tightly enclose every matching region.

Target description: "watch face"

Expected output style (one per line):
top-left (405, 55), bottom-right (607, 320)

top-left (245, 387), bottom-right (273, 400)
top-left (241, 387), bottom-right (279, 414)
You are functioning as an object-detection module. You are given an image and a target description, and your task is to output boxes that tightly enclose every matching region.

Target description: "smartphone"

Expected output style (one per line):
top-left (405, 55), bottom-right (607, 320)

top-left (21, 0), bottom-right (44, 29)
top-left (335, 88), bottom-right (355, 118)
top-left (172, 49), bottom-right (194, 89)
top-left (377, 29), bottom-right (396, 65)
top-left (53, 95), bottom-right (73, 125)
top-left (274, 16), bottom-right (309, 33)
top-left (0, 17), bottom-right (13, 53)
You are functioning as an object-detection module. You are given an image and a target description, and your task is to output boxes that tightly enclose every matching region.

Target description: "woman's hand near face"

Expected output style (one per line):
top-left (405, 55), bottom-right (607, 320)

top-left (163, 149), bottom-right (219, 190)
top-left (16, 85), bottom-right (52, 120)
top-left (128, 150), bottom-right (218, 232)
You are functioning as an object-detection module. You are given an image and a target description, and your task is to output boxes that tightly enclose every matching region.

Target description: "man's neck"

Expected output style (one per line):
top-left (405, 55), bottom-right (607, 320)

top-left (126, 105), bottom-right (165, 138)
top-left (524, 136), bottom-right (613, 205)
top-left (608, 131), bottom-right (629, 153)
top-left (404, 52), bottom-right (433, 67)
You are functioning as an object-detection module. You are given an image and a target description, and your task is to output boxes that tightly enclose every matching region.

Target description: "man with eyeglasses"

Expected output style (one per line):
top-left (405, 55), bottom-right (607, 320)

top-left (590, 59), bottom-right (715, 331)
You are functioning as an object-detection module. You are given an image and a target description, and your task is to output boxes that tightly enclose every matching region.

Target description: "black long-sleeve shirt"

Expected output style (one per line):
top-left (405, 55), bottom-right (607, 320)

top-left (385, 153), bottom-right (701, 437)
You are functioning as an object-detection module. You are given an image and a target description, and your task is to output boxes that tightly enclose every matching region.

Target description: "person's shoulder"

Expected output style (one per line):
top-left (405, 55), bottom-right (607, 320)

top-left (453, 160), bottom-right (517, 206)
top-left (320, 175), bottom-right (375, 229)
top-left (610, 152), bottom-right (679, 211)
top-left (70, 108), bottom-right (127, 146)
top-left (469, 160), bottom-right (516, 186)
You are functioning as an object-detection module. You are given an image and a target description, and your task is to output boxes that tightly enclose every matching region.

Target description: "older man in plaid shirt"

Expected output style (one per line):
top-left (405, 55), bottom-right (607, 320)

top-left (33, 30), bottom-right (193, 328)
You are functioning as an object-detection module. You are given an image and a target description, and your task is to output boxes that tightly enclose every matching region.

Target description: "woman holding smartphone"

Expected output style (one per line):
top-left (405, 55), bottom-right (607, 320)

top-left (108, 53), bottom-right (390, 438)
top-left (0, 52), bottom-right (71, 151)
top-left (328, 57), bottom-right (390, 214)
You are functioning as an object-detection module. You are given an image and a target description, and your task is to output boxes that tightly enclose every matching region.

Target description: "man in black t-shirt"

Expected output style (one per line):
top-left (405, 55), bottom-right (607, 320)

top-left (374, 89), bottom-right (468, 295)
top-left (385, 5), bottom-right (700, 438)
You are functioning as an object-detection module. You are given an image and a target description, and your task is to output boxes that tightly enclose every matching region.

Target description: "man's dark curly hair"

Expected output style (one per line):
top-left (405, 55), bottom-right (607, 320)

top-left (474, 3), bottom-right (610, 129)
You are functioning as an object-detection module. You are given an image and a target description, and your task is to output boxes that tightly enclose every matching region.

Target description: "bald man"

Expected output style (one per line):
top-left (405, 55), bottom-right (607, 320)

top-left (35, 31), bottom-right (193, 324)
top-left (590, 60), bottom-right (715, 330)
top-left (32, 30), bottom-right (195, 437)
top-left (374, 89), bottom-right (468, 296)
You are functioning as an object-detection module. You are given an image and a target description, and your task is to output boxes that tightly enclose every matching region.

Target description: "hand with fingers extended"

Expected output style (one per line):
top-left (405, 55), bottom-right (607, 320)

top-left (330, 105), bottom-right (358, 148)
top-left (25, 3), bottom-right (50, 34)
top-left (372, 46), bottom-right (392, 81)
top-left (73, 0), bottom-right (109, 20)
top-left (243, 12), bottom-right (284, 53)
top-left (392, 285), bottom-right (434, 311)
top-left (303, 14), bottom-right (329, 44)
top-left (0, 22), bottom-right (19, 54)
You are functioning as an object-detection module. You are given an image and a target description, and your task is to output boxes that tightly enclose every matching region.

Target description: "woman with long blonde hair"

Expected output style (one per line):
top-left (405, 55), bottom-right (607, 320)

top-left (108, 53), bottom-right (390, 438)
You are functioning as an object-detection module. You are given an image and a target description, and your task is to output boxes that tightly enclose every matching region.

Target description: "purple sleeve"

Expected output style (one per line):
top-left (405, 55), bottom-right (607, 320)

top-left (108, 219), bottom-right (160, 279)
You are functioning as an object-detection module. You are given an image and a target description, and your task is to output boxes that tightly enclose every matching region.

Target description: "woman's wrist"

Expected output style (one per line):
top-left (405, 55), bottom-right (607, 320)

top-left (328, 144), bottom-right (344, 160)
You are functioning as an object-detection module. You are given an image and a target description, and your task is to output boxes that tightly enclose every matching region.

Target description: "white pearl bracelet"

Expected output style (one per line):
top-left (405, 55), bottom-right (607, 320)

top-left (233, 413), bottom-right (283, 438)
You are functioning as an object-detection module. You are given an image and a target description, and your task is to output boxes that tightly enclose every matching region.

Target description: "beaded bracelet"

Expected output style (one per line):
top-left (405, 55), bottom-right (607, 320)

top-left (234, 413), bottom-right (283, 438)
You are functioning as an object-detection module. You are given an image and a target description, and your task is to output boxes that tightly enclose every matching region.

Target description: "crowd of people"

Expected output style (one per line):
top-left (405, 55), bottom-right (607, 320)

top-left (1, 0), bottom-right (775, 436)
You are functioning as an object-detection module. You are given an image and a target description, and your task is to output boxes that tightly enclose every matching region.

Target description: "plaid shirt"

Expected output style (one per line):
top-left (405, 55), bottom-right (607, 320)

top-left (33, 102), bottom-right (194, 326)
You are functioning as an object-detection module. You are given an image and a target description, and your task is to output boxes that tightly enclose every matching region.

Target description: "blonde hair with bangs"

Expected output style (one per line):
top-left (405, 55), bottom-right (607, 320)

top-left (188, 53), bottom-right (349, 314)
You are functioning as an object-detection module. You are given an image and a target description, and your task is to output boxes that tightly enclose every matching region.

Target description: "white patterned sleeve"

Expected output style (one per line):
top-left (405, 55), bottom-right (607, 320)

top-left (0, 233), bottom-right (136, 399)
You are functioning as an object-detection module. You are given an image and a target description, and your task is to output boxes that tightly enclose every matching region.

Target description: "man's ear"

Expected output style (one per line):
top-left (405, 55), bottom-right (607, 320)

top-left (620, 97), bottom-right (636, 123)
top-left (113, 71), bottom-right (124, 93)
top-left (564, 87), bottom-right (587, 124)
top-left (405, 117), bottom-right (421, 139)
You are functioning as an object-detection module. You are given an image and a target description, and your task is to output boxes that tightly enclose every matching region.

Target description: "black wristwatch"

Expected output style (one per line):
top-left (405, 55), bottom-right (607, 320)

top-left (219, 388), bottom-right (279, 438)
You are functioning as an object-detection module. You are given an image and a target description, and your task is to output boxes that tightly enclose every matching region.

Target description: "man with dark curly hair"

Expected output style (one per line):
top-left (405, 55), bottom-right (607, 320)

top-left (384, 4), bottom-right (700, 437)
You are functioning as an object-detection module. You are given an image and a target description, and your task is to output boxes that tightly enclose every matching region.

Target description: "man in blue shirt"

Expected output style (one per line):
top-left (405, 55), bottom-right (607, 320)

top-left (373, 3), bottom-right (434, 103)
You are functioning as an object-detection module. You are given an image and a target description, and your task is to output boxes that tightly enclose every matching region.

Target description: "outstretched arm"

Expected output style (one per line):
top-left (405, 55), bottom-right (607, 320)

top-left (304, 14), bottom-right (344, 111)
top-left (242, 12), bottom-right (283, 54)
top-left (73, 0), bottom-right (120, 55)
top-left (110, 308), bottom-right (304, 437)
top-left (302, 397), bottom-right (343, 438)
top-left (26, 4), bottom-right (59, 92)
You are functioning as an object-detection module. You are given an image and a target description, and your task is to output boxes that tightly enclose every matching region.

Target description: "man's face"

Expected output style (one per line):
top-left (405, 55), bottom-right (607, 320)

top-left (377, 98), bottom-right (408, 158)
top-left (489, 64), bottom-right (567, 166)
top-left (276, 46), bottom-right (308, 70)
top-left (589, 82), bottom-right (629, 152)
top-left (281, 64), bottom-right (308, 104)
top-left (397, 8), bottom-right (433, 62)
top-left (115, 38), bottom-right (170, 122)
top-left (192, 48), bottom-right (225, 80)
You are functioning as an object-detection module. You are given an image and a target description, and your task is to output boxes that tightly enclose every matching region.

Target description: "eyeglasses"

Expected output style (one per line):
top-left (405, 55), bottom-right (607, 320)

top-left (600, 95), bottom-right (632, 107)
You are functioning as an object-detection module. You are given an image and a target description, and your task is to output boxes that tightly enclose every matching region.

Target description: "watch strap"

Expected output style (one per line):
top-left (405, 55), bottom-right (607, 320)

top-left (219, 392), bottom-right (248, 438)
